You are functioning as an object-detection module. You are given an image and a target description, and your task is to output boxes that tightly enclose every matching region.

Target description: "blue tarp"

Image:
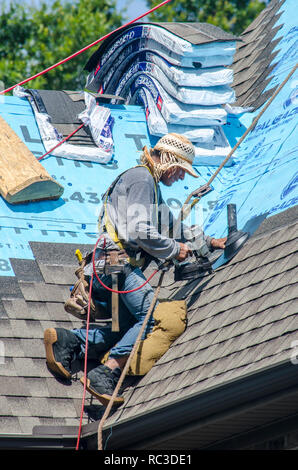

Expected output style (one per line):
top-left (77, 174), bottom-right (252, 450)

top-left (0, 0), bottom-right (297, 277)
top-left (200, 0), bottom-right (298, 238)
top-left (0, 99), bottom-right (158, 276)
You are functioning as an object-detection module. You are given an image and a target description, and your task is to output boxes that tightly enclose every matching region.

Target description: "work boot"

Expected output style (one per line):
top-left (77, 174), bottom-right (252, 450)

top-left (80, 364), bottom-right (124, 407)
top-left (44, 327), bottom-right (81, 380)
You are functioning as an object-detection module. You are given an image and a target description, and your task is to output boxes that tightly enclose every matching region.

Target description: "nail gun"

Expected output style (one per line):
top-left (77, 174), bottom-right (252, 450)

top-left (174, 203), bottom-right (249, 281)
top-left (174, 230), bottom-right (214, 282)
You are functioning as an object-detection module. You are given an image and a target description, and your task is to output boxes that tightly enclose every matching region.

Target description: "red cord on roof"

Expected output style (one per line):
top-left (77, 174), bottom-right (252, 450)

top-left (92, 235), bottom-right (159, 294)
top-left (0, 0), bottom-right (172, 448)
top-left (75, 232), bottom-right (159, 449)
top-left (0, 0), bottom-right (172, 96)
top-left (75, 270), bottom-right (94, 450)
top-left (37, 123), bottom-right (85, 161)
top-left (75, 233), bottom-right (159, 449)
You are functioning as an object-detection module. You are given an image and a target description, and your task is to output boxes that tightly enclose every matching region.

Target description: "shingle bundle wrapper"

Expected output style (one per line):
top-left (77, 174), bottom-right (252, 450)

top-left (13, 87), bottom-right (115, 163)
top-left (85, 23), bottom-right (240, 165)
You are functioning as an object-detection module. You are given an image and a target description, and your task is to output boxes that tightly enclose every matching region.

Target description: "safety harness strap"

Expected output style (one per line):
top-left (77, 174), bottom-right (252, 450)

top-left (101, 165), bottom-right (159, 267)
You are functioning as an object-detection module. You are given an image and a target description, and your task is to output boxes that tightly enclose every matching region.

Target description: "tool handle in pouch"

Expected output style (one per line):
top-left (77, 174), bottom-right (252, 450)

top-left (75, 249), bottom-right (83, 264)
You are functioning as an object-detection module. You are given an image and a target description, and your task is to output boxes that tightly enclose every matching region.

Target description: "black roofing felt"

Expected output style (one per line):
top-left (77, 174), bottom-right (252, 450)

top-left (27, 90), bottom-right (95, 147)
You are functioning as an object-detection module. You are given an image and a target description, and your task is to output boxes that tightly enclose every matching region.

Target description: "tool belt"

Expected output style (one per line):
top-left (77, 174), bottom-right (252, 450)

top-left (64, 246), bottom-right (146, 323)
top-left (65, 165), bottom-right (155, 325)
top-left (94, 247), bottom-right (146, 273)
top-left (64, 254), bottom-right (109, 322)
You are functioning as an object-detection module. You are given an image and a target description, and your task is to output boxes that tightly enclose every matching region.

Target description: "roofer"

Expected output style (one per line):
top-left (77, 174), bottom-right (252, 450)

top-left (44, 133), bottom-right (226, 406)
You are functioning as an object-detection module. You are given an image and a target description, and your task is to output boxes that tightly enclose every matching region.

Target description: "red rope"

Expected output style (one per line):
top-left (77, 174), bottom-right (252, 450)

top-left (34, 1), bottom-right (171, 449)
top-left (0, 0), bottom-right (172, 95)
top-left (75, 236), bottom-right (107, 450)
top-left (92, 235), bottom-right (159, 294)
top-left (75, 234), bottom-right (158, 449)
top-left (75, 270), bottom-right (94, 450)
top-left (37, 123), bottom-right (84, 161)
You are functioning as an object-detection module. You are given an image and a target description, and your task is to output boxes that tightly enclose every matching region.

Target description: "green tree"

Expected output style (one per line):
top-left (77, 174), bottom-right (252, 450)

top-left (147, 0), bottom-right (266, 36)
top-left (0, 0), bottom-right (124, 91)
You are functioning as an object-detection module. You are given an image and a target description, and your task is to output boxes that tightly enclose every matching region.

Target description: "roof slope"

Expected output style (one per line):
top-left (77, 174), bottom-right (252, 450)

top-left (79, 207), bottom-right (297, 449)
top-left (0, 0), bottom-right (297, 448)
top-left (84, 21), bottom-right (239, 72)
top-left (232, 0), bottom-right (286, 109)
top-left (0, 242), bottom-right (95, 434)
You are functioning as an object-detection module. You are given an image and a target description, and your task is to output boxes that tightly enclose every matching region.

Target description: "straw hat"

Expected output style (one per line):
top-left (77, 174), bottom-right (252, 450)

top-left (153, 133), bottom-right (198, 178)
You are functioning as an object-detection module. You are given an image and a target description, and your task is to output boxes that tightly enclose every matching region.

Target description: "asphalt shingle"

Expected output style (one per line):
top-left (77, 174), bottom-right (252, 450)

top-left (0, 1), bottom-right (296, 440)
top-left (101, 218), bottom-right (298, 427)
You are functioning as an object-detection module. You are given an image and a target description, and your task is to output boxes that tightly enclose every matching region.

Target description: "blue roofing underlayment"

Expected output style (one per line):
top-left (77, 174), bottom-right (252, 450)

top-left (0, 0), bottom-right (297, 278)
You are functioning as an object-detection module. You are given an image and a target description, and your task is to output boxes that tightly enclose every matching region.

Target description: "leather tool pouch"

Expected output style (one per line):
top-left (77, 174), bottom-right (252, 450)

top-left (64, 253), bottom-right (110, 321)
top-left (64, 248), bottom-right (130, 322)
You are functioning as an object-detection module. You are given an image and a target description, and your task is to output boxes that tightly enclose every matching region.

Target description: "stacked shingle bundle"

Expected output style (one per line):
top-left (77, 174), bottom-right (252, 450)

top-left (85, 23), bottom-right (240, 164)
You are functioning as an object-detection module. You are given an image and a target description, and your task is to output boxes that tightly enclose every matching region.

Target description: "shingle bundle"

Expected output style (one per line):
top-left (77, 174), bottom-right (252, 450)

top-left (85, 23), bottom-right (240, 164)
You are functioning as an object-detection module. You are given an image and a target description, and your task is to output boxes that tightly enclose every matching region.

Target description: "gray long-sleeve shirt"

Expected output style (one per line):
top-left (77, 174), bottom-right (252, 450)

top-left (97, 165), bottom-right (212, 260)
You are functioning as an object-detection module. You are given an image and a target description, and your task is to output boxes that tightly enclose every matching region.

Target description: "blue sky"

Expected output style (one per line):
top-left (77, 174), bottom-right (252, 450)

top-left (117, 0), bottom-right (149, 21)
top-left (16, 0), bottom-right (149, 21)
